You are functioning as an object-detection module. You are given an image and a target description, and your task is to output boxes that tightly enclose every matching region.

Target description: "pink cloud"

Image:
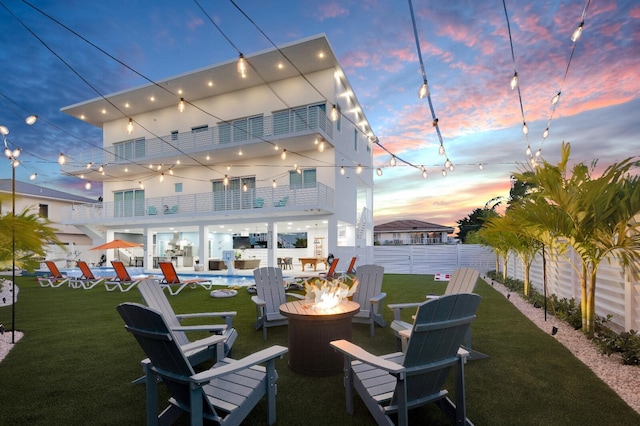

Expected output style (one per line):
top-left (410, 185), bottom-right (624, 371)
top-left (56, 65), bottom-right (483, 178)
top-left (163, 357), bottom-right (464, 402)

top-left (316, 2), bottom-right (349, 21)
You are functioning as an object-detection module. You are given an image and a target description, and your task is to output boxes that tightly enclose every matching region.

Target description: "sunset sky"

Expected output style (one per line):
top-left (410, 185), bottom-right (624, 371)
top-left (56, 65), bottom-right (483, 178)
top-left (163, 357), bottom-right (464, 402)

top-left (1, 0), bottom-right (638, 228)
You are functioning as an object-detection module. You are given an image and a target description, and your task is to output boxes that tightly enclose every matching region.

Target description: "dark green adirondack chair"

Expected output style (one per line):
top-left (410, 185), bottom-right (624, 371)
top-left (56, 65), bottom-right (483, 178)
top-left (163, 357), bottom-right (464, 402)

top-left (331, 293), bottom-right (481, 425)
top-left (117, 302), bottom-right (287, 426)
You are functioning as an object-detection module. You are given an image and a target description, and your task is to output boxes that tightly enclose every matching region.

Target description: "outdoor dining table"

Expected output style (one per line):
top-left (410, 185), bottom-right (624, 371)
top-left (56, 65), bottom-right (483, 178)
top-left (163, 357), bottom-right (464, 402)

top-left (279, 299), bottom-right (360, 376)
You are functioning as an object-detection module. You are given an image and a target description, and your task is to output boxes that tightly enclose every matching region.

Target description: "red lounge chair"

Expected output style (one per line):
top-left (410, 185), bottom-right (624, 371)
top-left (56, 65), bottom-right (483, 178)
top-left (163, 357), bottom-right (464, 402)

top-left (72, 261), bottom-right (114, 289)
top-left (319, 258), bottom-right (340, 279)
top-left (158, 261), bottom-right (213, 295)
top-left (38, 261), bottom-right (71, 288)
top-left (105, 261), bottom-right (148, 292)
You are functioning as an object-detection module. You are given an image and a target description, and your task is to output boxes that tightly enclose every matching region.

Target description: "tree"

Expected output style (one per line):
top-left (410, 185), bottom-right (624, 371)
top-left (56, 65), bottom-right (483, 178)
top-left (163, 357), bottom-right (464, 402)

top-left (513, 142), bottom-right (640, 336)
top-left (456, 207), bottom-right (499, 243)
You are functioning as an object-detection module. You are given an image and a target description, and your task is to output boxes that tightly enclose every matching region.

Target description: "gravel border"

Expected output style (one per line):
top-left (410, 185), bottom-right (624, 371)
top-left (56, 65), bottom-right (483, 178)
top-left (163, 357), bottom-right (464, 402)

top-left (484, 277), bottom-right (640, 414)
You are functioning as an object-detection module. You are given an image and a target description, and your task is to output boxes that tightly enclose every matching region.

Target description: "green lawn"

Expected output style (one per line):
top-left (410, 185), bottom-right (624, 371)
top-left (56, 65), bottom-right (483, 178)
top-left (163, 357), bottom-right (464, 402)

top-left (0, 273), bottom-right (637, 425)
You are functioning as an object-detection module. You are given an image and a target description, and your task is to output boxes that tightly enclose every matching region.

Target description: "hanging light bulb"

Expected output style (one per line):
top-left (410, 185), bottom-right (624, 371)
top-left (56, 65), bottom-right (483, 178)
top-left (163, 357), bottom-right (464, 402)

top-left (12, 159), bottom-right (19, 168)
top-left (281, 149), bottom-right (287, 160)
top-left (442, 169), bottom-right (447, 177)
top-left (272, 179), bottom-right (277, 188)
top-left (124, 167), bottom-right (129, 172)
top-left (510, 72), bottom-right (518, 90)
top-left (571, 22), bottom-right (584, 42)
top-left (445, 158), bottom-right (451, 168)
top-left (98, 165), bottom-right (104, 173)
top-left (422, 169), bottom-right (428, 179)
top-left (30, 172), bottom-right (37, 180)
top-left (169, 169), bottom-right (173, 175)
top-left (479, 163), bottom-right (484, 170)
top-left (274, 144), bottom-right (279, 150)
top-left (237, 53), bottom-right (247, 78)
top-left (223, 175), bottom-right (229, 186)
top-left (551, 92), bottom-right (561, 105)
top-left (318, 140), bottom-right (325, 152)
top-left (542, 128), bottom-right (549, 139)
top-left (127, 118), bottom-right (134, 134)
top-left (376, 168), bottom-right (382, 176)
top-left (418, 80), bottom-right (429, 99)
top-left (86, 162), bottom-right (92, 169)
top-left (530, 157), bottom-right (537, 167)
top-left (356, 164), bottom-right (362, 174)
top-left (178, 98), bottom-right (185, 112)
top-left (85, 181), bottom-right (92, 190)
top-left (25, 115), bottom-right (38, 125)
top-left (238, 149), bottom-right (243, 156)
top-left (449, 164), bottom-right (454, 172)
top-left (438, 144), bottom-right (445, 156)
top-left (526, 145), bottom-right (532, 156)
top-left (58, 153), bottom-right (66, 165)
top-left (159, 173), bottom-right (164, 182)
top-left (522, 122), bottom-right (529, 135)
top-left (390, 156), bottom-right (397, 167)
top-left (11, 147), bottom-right (21, 158)
top-left (340, 166), bottom-right (345, 176)
top-left (536, 149), bottom-right (542, 158)
top-left (139, 181), bottom-right (144, 189)
top-left (330, 105), bottom-right (339, 122)
top-left (243, 182), bottom-right (248, 192)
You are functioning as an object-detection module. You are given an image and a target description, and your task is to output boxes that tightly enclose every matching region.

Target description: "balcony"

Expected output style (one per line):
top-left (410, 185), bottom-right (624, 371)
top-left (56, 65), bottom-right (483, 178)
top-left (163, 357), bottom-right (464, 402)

top-left (61, 182), bottom-right (334, 225)
top-left (63, 105), bottom-right (334, 174)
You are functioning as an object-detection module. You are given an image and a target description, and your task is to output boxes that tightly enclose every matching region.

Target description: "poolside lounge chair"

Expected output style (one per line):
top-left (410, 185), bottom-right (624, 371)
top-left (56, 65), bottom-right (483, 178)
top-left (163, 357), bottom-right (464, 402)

top-left (337, 256), bottom-right (357, 277)
top-left (117, 302), bottom-right (288, 426)
top-left (104, 260), bottom-right (148, 292)
top-left (331, 293), bottom-right (481, 426)
top-left (37, 261), bottom-right (71, 288)
top-left (388, 267), bottom-right (481, 354)
top-left (350, 264), bottom-right (386, 336)
top-left (319, 257), bottom-right (339, 279)
top-left (251, 267), bottom-right (304, 340)
top-left (137, 279), bottom-right (237, 368)
top-left (71, 260), bottom-right (113, 289)
top-left (158, 261), bottom-right (213, 295)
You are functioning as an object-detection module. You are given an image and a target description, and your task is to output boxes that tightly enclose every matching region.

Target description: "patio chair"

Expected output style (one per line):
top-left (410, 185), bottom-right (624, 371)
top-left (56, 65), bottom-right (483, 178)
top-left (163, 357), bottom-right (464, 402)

top-left (388, 267), bottom-right (482, 355)
top-left (104, 260), bottom-right (149, 292)
top-left (158, 261), bottom-right (213, 295)
top-left (37, 261), bottom-right (71, 288)
top-left (330, 293), bottom-right (481, 426)
top-left (251, 267), bottom-right (304, 340)
top-left (350, 264), bottom-right (386, 336)
top-left (117, 302), bottom-right (288, 426)
top-left (137, 279), bottom-right (237, 369)
top-left (337, 256), bottom-right (357, 277)
top-left (274, 196), bottom-right (288, 207)
top-left (71, 260), bottom-right (113, 289)
top-left (319, 257), bottom-right (339, 279)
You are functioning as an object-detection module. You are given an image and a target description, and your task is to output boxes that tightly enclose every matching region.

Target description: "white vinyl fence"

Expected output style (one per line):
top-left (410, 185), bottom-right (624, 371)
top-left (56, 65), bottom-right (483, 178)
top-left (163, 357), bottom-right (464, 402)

top-left (374, 244), bottom-right (639, 333)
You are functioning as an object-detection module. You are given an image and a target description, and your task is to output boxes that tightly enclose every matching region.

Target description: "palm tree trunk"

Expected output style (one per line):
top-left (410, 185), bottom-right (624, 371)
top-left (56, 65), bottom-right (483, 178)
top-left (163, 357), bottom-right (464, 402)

top-left (585, 267), bottom-right (598, 337)
top-left (580, 263), bottom-right (588, 334)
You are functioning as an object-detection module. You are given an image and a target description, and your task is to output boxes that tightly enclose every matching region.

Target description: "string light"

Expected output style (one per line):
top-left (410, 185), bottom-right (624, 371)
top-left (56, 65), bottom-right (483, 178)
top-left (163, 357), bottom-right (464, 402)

top-left (478, 163), bottom-right (484, 170)
top-left (178, 98), bottom-right (185, 112)
top-left (127, 118), bottom-right (133, 134)
top-left (223, 175), bottom-right (228, 186)
top-left (237, 53), bottom-right (247, 78)
top-left (272, 179), bottom-right (277, 188)
top-left (526, 145), bottom-right (532, 156)
top-left (30, 172), bottom-right (37, 180)
top-left (551, 92), bottom-right (561, 105)
top-left (422, 169), bottom-right (428, 179)
top-left (138, 181), bottom-right (144, 189)
top-left (418, 81), bottom-right (429, 99)
top-left (376, 168), bottom-right (382, 176)
top-left (438, 144), bottom-right (445, 156)
top-left (57, 153), bottom-right (65, 165)
top-left (281, 149), bottom-right (287, 160)
top-left (510, 72), bottom-right (518, 90)
top-left (159, 173), bottom-right (164, 182)
top-left (356, 164), bottom-right (362, 174)
top-left (243, 182), bottom-right (248, 192)
top-left (441, 169), bottom-right (447, 177)
top-left (522, 122), bottom-right (529, 135)
top-left (390, 156), bottom-right (397, 167)
top-left (85, 181), bottom-right (91, 190)
top-left (330, 105), bottom-right (339, 122)
top-left (571, 22), bottom-right (584, 42)
top-left (340, 166), bottom-right (345, 175)
top-left (542, 128), bottom-right (549, 139)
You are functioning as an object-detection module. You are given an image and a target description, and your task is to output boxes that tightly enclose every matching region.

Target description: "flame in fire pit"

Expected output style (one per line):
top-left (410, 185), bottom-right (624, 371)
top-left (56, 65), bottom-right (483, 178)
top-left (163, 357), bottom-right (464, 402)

top-left (304, 277), bottom-right (358, 310)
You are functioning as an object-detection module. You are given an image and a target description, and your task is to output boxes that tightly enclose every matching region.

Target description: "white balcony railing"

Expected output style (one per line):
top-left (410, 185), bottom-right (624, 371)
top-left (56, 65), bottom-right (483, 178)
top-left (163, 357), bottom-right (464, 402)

top-left (61, 182), bottom-right (334, 224)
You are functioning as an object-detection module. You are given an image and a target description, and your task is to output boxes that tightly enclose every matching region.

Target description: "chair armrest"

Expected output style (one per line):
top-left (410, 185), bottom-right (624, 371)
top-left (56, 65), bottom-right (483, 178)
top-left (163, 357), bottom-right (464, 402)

top-left (191, 345), bottom-right (289, 384)
top-left (172, 324), bottom-right (227, 333)
top-left (175, 312), bottom-right (236, 328)
top-left (370, 292), bottom-right (386, 303)
top-left (387, 302), bottom-right (423, 321)
top-left (180, 334), bottom-right (226, 353)
top-left (251, 295), bottom-right (266, 306)
top-left (285, 292), bottom-right (305, 300)
top-left (330, 340), bottom-right (405, 374)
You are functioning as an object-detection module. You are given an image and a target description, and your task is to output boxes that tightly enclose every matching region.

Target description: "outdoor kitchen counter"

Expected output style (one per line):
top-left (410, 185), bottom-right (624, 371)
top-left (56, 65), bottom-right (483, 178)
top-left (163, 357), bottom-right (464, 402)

top-left (279, 300), bottom-right (359, 376)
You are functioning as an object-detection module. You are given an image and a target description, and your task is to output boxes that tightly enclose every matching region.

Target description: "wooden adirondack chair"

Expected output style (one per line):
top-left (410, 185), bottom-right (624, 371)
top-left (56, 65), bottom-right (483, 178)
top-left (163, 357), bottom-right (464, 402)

top-left (137, 279), bottom-right (237, 368)
top-left (104, 261), bottom-right (149, 292)
top-left (388, 267), bottom-right (482, 355)
top-left (37, 261), bottom-right (71, 288)
top-left (158, 261), bottom-right (213, 295)
top-left (251, 267), bottom-right (304, 340)
top-left (331, 293), bottom-right (482, 426)
top-left (117, 302), bottom-right (288, 426)
top-left (350, 264), bottom-right (387, 336)
top-left (71, 261), bottom-right (113, 289)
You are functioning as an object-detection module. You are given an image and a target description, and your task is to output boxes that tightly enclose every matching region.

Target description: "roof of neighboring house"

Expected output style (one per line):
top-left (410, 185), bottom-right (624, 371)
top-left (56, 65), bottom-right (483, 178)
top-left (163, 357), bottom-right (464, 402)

top-left (374, 220), bottom-right (454, 233)
top-left (0, 180), bottom-right (98, 204)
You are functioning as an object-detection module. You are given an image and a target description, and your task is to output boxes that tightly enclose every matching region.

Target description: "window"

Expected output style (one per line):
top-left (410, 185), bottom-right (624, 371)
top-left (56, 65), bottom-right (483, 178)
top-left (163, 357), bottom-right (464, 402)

top-left (212, 176), bottom-right (256, 211)
top-left (114, 138), bottom-right (145, 160)
top-left (218, 115), bottom-right (263, 143)
top-left (289, 168), bottom-right (316, 188)
top-left (39, 204), bottom-right (49, 218)
top-left (113, 189), bottom-right (145, 217)
top-left (174, 183), bottom-right (183, 193)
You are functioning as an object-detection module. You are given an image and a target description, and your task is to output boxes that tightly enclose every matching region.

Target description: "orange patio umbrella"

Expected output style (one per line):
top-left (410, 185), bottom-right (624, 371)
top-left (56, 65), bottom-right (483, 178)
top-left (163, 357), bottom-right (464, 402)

top-left (90, 239), bottom-right (142, 260)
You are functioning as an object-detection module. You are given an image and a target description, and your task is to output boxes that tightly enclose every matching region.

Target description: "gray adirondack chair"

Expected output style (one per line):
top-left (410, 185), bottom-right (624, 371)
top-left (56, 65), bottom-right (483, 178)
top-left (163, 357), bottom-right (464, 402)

top-left (389, 267), bottom-right (480, 352)
top-left (251, 267), bottom-right (304, 340)
top-left (137, 279), bottom-right (237, 368)
top-left (117, 302), bottom-right (288, 426)
top-left (350, 264), bottom-right (386, 336)
top-left (331, 293), bottom-right (481, 426)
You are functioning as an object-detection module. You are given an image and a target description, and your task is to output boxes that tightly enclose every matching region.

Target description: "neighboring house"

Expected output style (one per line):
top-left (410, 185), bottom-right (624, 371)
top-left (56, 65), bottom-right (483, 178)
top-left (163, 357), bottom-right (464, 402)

top-left (0, 179), bottom-right (98, 263)
top-left (59, 34), bottom-right (376, 270)
top-left (374, 220), bottom-right (455, 245)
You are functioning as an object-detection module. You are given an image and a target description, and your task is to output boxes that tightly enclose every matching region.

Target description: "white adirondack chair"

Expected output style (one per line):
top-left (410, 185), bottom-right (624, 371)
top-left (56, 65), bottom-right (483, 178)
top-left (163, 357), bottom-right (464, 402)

top-left (350, 264), bottom-right (386, 336)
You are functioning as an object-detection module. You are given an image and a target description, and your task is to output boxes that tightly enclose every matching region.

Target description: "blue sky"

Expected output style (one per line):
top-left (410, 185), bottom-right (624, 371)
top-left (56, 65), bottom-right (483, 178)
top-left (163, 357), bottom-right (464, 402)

top-left (0, 0), bottom-right (638, 227)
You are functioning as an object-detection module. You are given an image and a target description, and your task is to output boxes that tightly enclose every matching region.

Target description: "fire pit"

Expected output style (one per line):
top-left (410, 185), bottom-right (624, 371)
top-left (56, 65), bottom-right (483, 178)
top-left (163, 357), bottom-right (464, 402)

top-left (279, 299), bottom-right (359, 376)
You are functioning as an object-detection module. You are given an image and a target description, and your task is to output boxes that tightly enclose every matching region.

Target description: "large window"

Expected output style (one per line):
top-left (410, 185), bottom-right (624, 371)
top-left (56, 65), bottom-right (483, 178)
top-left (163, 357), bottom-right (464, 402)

top-left (114, 189), bottom-right (145, 217)
top-left (218, 115), bottom-right (263, 144)
top-left (273, 103), bottom-right (326, 135)
top-left (212, 176), bottom-right (256, 211)
top-left (289, 168), bottom-right (316, 189)
top-left (114, 138), bottom-right (145, 160)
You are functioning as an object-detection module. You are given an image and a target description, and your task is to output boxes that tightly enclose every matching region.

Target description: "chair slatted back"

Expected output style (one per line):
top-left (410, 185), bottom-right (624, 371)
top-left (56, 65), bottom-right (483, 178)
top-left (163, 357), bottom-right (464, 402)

top-left (111, 261), bottom-right (133, 281)
top-left (253, 267), bottom-right (286, 321)
top-left (116, 302), bottom-right (216, 418)
top-left (400, 293), bottom-right (481, 403)
top-left (138, 279), bottom-right (191, 347)
top-left (77, 261), bottom-right (97, 280)
top-left (326, 258), bottom-right (339, 278)
top-left (444, 267), bottom-right (479, 295)
top-left (352, 265), bottom-right (384, 314)
top-left (159, 262), bottom-right (181, 284)
top-left (45, 261), bottom-right (65, 278)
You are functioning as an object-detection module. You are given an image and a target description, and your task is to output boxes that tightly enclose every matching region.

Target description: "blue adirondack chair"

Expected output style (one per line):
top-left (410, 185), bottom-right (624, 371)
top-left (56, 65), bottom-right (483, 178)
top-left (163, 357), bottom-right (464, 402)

top-left (331, 293), bottom-right (481, 426)
top-left (117, 302), bottom-right (288, 426)
top-left (350, 264), bottom-right (387, 336)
